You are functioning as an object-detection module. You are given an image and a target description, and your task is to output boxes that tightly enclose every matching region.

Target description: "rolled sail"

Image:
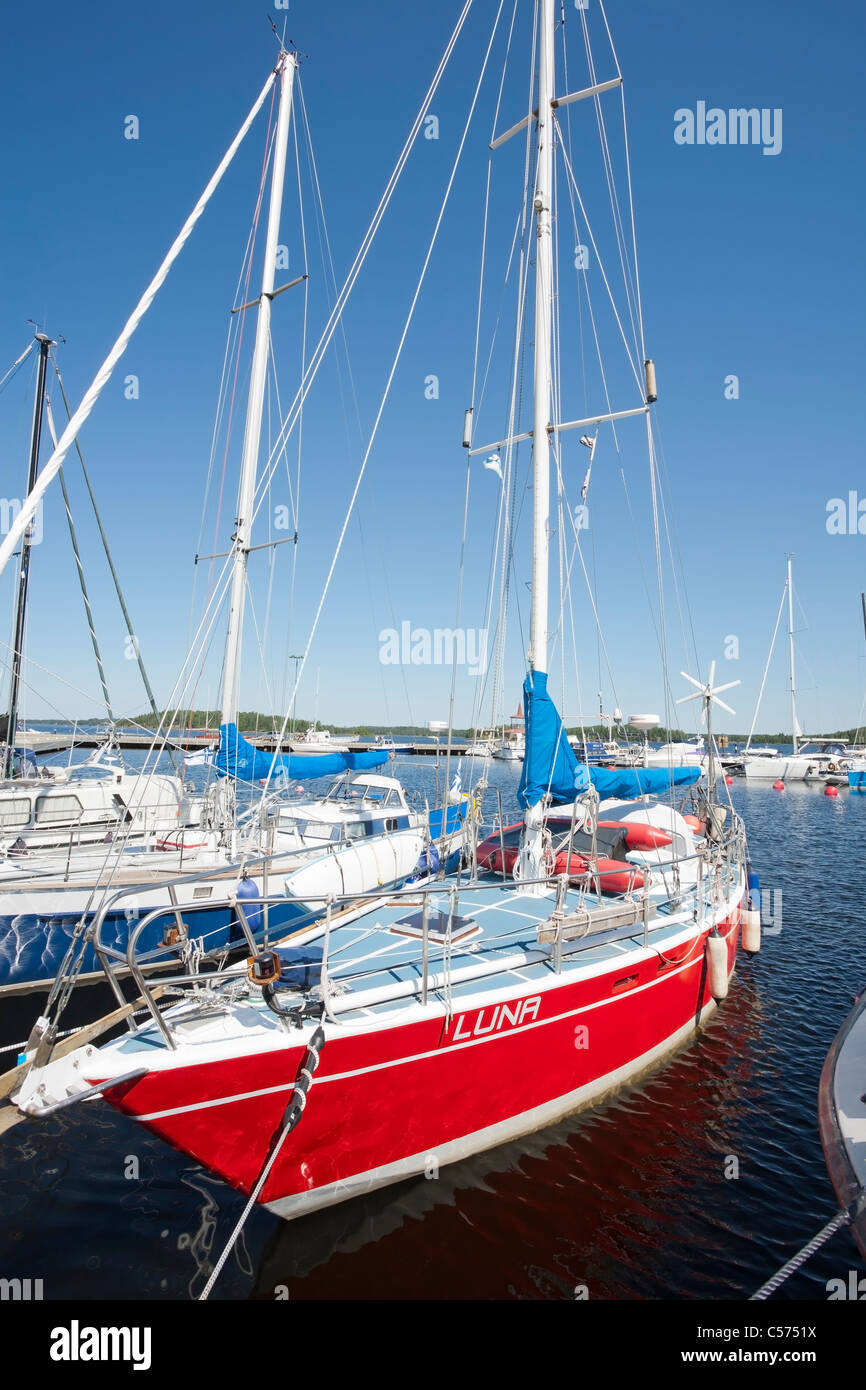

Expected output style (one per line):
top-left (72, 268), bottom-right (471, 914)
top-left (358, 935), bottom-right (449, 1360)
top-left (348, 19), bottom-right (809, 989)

top-left (589, 765), bottom-right (701, 798)
top-left (518, 671), bottom-right (588, 807)
top-left (214, 722), bottom-right (388, 782)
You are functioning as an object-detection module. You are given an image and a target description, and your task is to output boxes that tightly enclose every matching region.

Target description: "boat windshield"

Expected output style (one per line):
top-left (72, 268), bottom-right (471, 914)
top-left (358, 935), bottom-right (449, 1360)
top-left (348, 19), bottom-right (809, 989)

top-left (279, 816), bottom-right (341, 841)
top-left (324, 778), bottom-right (401, 808)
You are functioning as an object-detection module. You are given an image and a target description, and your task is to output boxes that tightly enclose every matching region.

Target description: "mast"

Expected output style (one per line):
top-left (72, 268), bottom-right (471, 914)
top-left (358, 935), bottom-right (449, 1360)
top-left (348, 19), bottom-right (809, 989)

top-left (220, 50), bottom-right (297, 728)
top-left (528, 0), bottom-right (554, 676)
top-left (518, 0), bottom-right (555, 890)
top-left (5, 332), bottom-right (53, 777)
top-left (786, 553), bottom-right (798, 755)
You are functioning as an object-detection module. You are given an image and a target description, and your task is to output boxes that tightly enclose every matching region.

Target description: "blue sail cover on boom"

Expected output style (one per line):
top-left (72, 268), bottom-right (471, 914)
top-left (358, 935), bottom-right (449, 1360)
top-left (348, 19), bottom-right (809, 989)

top-left (214, 722), bottom-right (388, 782)
top-left (589, 765), bottom-right (701, 798)
top-left (518, 671), bottom-right (589, 808)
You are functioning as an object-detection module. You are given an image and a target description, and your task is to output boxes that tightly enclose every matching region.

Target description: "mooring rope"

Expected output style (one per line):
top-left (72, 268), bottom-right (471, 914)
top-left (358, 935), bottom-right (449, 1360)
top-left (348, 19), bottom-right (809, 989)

top-left (749, 1209), bottom-right (850, 1300)
top-left (199, 1025), bottom-right (325, 1301)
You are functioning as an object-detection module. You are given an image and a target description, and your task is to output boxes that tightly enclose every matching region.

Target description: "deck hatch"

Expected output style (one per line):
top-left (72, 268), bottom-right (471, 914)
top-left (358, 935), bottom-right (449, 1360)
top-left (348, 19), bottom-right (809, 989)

top-left (389, 910), bottom-right (481, 945)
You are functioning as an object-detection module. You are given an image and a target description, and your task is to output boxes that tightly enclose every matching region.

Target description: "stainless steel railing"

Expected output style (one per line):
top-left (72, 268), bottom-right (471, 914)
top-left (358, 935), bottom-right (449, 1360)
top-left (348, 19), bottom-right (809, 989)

top-left (79, 815), bottom-right (746, 1048)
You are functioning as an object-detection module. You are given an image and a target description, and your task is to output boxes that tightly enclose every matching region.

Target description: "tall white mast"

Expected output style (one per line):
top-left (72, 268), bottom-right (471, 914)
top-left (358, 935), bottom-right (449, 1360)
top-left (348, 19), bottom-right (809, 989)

top-left (518, 0), bottom-right (555, 890)
top-left (221, 50), bottom-right (297, 727)
top-left (786, 552), bottom-right (798, 754)
top-left (529, 0), bottom-right (554, 676)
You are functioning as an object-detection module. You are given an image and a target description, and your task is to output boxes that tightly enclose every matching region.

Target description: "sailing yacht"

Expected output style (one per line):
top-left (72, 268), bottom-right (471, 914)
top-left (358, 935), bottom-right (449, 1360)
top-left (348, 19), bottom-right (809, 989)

top-left (492, 704), bottom-right (525, 760)
top-left (465, 730), bottom-right (496, 758)
top-left (0, 51), bottom-right (468, 1001)
top-left (744, 557), bottom-right (846, 781)
top-left (0, 333), bottom-right (187, 848)
top-left (291, 726), bottom-right (350, 752)
top-left (7, 9), bottom-right (753, 1242)
top-left (0, 742), bottom-right (185, 854)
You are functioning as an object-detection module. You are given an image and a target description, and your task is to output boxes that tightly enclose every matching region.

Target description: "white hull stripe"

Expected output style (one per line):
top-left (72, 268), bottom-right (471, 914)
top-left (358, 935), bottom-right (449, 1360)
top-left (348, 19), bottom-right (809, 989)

top-left (133, 928), bottom-right (734, 1123)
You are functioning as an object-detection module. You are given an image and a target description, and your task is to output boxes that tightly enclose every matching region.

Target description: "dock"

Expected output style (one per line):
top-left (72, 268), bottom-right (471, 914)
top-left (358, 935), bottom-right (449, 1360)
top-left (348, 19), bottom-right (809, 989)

top-left (16, 730), bottom-right (480, 757)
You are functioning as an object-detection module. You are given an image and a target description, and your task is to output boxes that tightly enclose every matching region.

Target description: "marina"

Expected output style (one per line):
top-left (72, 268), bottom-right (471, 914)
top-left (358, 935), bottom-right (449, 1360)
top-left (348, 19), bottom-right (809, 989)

top-left (0, 0), bottom-right (863, 1336)
top-left (0, 769), bottom-right (863, 1302)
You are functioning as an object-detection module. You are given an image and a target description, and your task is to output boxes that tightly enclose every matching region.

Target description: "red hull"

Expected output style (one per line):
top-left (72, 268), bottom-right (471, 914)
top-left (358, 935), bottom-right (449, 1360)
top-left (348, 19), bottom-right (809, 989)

top-left (106, 908), bottom-right (741, 1215)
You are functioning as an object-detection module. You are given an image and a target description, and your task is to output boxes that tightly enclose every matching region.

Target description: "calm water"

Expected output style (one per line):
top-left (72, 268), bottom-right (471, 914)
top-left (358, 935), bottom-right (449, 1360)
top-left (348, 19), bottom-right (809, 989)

top-left (1, 760), bottom-right (864, 1301)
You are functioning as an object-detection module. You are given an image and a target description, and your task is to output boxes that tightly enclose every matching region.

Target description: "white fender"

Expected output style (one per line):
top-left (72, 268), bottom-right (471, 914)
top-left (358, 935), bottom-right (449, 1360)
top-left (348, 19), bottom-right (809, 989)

top-left (741, 907), bottom-right (761, 954)
top-left (706, 932), bottom-right (729, 1000)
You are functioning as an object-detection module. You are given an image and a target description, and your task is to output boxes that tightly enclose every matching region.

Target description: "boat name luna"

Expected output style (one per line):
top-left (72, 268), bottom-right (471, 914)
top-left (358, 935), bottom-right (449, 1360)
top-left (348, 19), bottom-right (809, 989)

top-left (451, 997), bottom-right (542, 1043)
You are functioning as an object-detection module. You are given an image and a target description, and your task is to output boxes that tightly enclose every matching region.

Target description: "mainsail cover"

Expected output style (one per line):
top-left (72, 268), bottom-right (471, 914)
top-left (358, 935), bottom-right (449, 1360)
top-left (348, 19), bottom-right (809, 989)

top-left (516, 672), bottom-right (702, 808)
top-left (589, 765), bottom-right (701, 798)
top-left (215, 722), bottom-right (388, 782)
top-left (518, 671), bottom-right (589, 807)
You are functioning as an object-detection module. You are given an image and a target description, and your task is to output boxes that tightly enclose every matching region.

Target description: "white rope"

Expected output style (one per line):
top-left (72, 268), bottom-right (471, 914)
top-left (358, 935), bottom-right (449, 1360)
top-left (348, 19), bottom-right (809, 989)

top-left (198, 1121), bottom-right (292, 1301)
top-left (750, 1210), bottom-right (849, 1300)
top-left (0, 62), bottom-right (281, 585)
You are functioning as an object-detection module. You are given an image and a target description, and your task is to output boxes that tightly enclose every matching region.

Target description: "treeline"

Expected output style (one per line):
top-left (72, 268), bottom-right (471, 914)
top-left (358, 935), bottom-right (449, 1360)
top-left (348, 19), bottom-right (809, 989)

top-left (111, 712), bottom-right (477, 736)
top-left (30, 713), bottom-right (866, 743)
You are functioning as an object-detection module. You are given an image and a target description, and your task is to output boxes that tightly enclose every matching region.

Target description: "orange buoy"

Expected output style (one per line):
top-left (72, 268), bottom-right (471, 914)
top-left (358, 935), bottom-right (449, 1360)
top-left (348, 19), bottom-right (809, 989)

top-left (725, 775), bottom-right (733, 785)
top-left (773, 780), bottom-right (785, 790)
top-left (825, 784), bottom-right (839, 797)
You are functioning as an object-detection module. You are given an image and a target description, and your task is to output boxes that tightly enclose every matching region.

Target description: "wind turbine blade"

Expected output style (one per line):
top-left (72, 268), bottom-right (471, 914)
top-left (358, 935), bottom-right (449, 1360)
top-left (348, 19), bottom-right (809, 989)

top-left (675, 691), bottom-right (704, 705)
top-left (708, 661), bottom-right (716, 688)
top-left (680, 671), bottom-right (703, 690)
top-left (712, 679), bottom-right (741, 695)
top-left (714, 698), bottom-right (737, 716)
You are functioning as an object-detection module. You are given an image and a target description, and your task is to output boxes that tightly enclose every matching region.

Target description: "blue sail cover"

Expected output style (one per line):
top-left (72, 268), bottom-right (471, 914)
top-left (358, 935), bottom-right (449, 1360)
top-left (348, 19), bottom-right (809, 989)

top-left (589, 765), bottom-right (701, 798)
top-left (518, 671), bottom-right (589, 808)
top-left (214, 722), bottom-right (388, 782)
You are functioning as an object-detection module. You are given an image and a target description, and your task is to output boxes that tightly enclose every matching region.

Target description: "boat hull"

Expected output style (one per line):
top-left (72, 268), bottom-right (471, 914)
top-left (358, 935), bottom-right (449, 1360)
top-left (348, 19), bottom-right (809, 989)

top-left (0, 827), bottom-right (438, 995)
top-left (102, 906), bottom-right (741, 1221)
top-left (818, 990), bottom-right (866, 1259)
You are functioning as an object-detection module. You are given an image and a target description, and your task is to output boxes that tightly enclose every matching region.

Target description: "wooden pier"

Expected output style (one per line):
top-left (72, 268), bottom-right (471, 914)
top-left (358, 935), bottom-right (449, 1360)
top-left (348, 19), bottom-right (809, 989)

top-left (16, 730), bottom-right (476, 757)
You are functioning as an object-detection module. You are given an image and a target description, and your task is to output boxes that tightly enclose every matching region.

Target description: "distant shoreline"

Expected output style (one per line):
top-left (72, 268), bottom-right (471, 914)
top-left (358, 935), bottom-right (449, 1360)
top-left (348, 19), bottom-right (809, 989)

top-left (17, 718), bottom-right (863, 745)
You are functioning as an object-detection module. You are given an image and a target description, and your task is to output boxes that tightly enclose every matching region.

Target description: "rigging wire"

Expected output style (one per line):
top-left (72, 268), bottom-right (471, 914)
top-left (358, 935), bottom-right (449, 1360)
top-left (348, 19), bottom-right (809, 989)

top-left (0, 339), bottom-right (36, 396)
top-left (247, 0), bottom-right (479, 524)
top-left (255, 0), bottom-right (495, 808)
top-left (50, 359), bottom-right (168, 747)
top-left (295, 73), bottom-right (414, 729)
top-left (0, 60), bottom-right (285, 585)
top-left (43, 398), bottom-right (115, 727)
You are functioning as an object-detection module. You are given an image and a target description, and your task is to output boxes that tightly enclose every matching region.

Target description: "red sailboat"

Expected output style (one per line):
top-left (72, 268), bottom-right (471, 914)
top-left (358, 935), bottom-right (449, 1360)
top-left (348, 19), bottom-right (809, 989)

top-left (8, 2), bottom-right (754, 1261)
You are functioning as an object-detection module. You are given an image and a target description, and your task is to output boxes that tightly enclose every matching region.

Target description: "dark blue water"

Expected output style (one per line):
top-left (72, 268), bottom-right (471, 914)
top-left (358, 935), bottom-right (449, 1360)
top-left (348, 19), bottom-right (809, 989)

top-left (1, 765), bottom-right (864, 1301)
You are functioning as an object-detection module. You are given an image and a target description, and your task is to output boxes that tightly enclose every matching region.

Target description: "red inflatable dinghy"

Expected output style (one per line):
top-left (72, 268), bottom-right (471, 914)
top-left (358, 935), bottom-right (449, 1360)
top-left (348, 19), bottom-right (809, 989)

top-left (598, 820), bottom-right (672, 851)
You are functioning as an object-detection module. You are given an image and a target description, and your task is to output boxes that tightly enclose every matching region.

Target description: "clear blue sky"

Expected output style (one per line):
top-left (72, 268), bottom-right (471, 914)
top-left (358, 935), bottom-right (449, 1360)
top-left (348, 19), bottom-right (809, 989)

top-left (1, 0), bottom-right (864, 735)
